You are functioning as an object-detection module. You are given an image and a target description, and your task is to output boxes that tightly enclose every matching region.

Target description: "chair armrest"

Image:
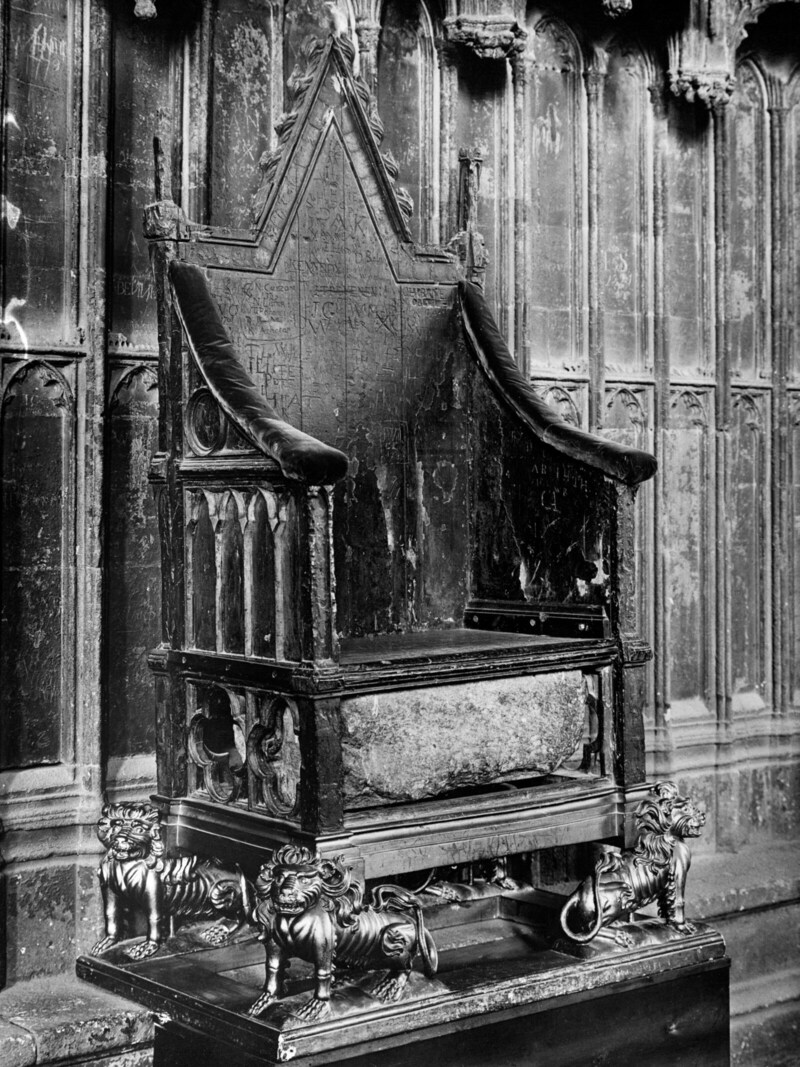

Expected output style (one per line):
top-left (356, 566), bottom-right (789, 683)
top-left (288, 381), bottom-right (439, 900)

top-left (458, 281), bottom-right (657, 487)
top-left (170, 261), bottom-right (349, 485)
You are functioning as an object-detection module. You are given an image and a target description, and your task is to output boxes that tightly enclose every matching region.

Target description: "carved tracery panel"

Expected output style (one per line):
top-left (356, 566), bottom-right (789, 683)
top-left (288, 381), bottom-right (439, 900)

top-left (664, 98), bottom-right (712, 376)
top-left (729, 60), bottom-right (770, 382)
top-left (730, 391), bottom-right (770, 708)
top-left (2, 0), bottom-right (78, 347)
top-left (600, 44), bottom-right (651, 373)
top-left (107, 367), bottom-right (160, 759)
top-left (605, 386), bottom-right (653, 643)
top-left (0, 362), bottom-right (75, 768)
top-left (664, 390), bottom-right (714, 711)
top-left (789, 393), bottom-right (800, 706)
top-left (527, 16), bottom-right (586, 371)
top-left (377, 0), bottom-right (438, 245)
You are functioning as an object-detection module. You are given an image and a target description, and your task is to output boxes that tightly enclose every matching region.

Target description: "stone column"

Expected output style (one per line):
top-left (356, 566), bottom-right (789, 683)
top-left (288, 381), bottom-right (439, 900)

top-left (766, 80), bottom-right (790, 718)
top-left (510, 48), bottom-right (531, 370)
top-left (648, 79), bottom-right (671, 776)
top-left (584, 63), bottom-right (605, 433)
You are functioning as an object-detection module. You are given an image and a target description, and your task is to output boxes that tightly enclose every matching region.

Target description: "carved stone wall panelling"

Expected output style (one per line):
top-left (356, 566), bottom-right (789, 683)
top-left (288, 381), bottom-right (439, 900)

top-left (729, 60), bottom-right (770, 382)
top-left (708, 93), bottom-right (734, 743)
top-left (0, 362), bottom-right (75, 768)
top-left (526, 15), bottom-right (586, 374)
top-left (664, 96), bottom-right (713, 377)
top-left (106, 366), bottom-right (160, 759)
top-left (436, 38), bottom-right (459, 245)
top-left (511, 45), bottom-right (531, 363)
top-left (664, 390), bottom-right (716, 721)
top-left (790, 394), bottom-right (800, 708)
top-left (792, 78), bottom-right (800, 389)
top-left (207, 0), bottom-right (280, 229)
top-left (730, 391), bottom-right (771, 712)
top-left (604, 385), bottom-right (654, 649)
top-left (109, 4), bottom-right (183, 351)
top-left (377, 0), bottom-right (439, 245)
top-left (537, 381), bottom-right (585, 427)
top-left (585, 55), bottom-right (604, 432)
top-left (2, 1), bottom-right (78, 347)
top-left (600, 44), bottom-right (652, 375)
top-left (768, 58), bottom-right (797, 720)
top-left (452, 50), bottom-right (506, 314)
top-left (649, 77), bottom-right (670, 767)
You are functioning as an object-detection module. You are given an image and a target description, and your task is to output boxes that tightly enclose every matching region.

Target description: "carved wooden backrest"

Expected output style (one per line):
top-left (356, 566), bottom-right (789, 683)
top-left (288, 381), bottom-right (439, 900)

top-left (175, 35), bottom-right (468, 639)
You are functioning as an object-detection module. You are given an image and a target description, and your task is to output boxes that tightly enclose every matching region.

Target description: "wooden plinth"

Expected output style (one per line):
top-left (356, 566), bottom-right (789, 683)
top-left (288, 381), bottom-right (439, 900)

top-left (77, 893), bottom-right (729, 1066)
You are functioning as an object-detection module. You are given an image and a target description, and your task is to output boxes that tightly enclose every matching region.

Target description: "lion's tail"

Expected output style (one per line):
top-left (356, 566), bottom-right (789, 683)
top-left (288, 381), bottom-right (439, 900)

top-left (559, 859), bottom-right (608, 944)
top-left (371, 884), bottom-right (438, 977)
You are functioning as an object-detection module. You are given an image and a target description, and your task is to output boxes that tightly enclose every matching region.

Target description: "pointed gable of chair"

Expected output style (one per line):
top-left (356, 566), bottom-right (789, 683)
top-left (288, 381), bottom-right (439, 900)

top-left (182, 32), bottom-right (456, 449)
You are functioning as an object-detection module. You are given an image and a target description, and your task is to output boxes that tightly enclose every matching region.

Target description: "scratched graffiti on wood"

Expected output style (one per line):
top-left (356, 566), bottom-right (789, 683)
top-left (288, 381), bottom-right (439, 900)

top-left (194, 67), bottom-right (466, 636)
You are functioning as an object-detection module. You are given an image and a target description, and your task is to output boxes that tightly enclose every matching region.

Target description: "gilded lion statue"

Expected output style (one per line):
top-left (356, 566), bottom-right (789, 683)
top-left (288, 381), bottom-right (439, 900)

top-left (248, 844), bottom-right (438, 1020)
top-left (560, 781), bottom-right (705, 944)
top-left (91, 802), bottom-right (250, 960)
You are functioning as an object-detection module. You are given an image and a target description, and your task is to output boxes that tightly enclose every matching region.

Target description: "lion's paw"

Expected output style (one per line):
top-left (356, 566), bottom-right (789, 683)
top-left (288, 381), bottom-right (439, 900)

top-left (369, 970), bottom-right (409, 1003)
top-left (669, 920), bottom-right (697, 936)
top-left (127, 939), bottom-right (160, 960)
top-left (201, 924), bottom-right (232, 946)
top-left (293, 997), bottom-right (331, 1022)
top-left (91, 936), bottom-right (118, 956)
top-left (611, 928), bottom-right (635, 948)
top-left (247, 992), bottom-right (276, 1017)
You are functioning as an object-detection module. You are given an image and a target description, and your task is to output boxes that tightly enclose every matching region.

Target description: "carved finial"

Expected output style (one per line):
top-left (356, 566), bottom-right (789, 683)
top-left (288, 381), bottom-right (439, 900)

top-left (133, 0), bottom-right (157, 18)
top-left (602, 0), bottom-right (633, 17)
top-left (323, 1), bottom-right (349, 38)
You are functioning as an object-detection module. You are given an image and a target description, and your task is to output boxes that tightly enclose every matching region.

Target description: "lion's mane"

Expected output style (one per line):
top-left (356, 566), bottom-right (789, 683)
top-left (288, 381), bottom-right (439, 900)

top-left (97, 802), bottom-right (166, 871)
top-left (255, 845), bottom-right (363, 927)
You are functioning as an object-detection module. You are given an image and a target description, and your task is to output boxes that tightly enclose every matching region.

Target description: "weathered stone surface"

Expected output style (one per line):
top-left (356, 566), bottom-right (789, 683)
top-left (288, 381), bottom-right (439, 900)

top-left (0, 1021), bottom-right (35, 1067)
top-left (342, 673), bottom-right (587, 807)
top-left (0, 974), bottom-right (154, 1064)
top-left (5, 867), bottom-right (77, 983)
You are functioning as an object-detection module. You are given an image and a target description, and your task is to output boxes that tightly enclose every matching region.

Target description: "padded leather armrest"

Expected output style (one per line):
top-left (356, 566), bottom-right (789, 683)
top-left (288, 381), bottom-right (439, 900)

top-left (170, 261), bottom-right (349, 484)
top-left (458, 281), bottom-right (657, 487)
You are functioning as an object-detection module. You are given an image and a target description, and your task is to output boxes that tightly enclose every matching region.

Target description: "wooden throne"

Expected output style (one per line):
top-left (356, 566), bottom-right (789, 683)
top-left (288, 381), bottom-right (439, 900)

top-left (79, 33), bottom-right (728, 1067)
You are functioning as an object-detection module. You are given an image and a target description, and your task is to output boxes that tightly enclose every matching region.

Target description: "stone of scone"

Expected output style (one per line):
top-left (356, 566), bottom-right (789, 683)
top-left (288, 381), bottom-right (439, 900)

top-left (341, 672), bottom-right (587, 807)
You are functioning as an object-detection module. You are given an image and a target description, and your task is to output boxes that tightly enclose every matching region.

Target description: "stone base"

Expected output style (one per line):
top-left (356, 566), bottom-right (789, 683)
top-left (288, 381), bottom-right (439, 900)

top-left (0, 974), bottom-right (154, 1067)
